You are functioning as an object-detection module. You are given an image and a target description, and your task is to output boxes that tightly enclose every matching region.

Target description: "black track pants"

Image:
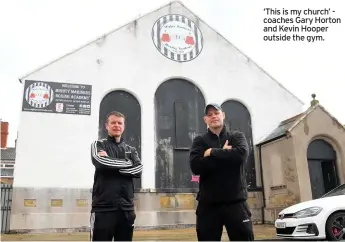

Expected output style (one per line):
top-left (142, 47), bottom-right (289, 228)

top-left (196, 201), bottom-right (254, 241)
top-left (90, 210), bottom-right (136, 241)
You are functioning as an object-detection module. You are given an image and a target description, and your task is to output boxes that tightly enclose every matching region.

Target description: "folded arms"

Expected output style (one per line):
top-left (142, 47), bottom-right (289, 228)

top-left (118, 148), bottom-right (143, 178)
top-left (91, 141), bottom-right (143, 178)
top-left (210, 131), bottom-right (249, 163)
top-left (189, 131), bottom-right (249, 176)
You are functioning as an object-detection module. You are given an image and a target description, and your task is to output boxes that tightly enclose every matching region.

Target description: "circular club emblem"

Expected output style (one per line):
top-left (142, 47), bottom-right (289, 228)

top-left (152, 14), bottom-right (203, 62)
top-left (25, 82), bottom-right (54, 108)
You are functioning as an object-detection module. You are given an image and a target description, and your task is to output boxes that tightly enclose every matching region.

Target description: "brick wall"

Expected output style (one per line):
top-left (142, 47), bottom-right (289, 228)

top-left (1, 122), bottom-right (9, 148)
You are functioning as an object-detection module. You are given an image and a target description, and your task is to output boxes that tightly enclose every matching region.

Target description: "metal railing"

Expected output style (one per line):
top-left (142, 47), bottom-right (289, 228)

top-left (1, 184), bottom-right (13, 233)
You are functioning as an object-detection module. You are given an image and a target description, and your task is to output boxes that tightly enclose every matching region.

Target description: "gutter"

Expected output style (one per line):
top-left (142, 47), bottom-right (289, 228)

top-left (256, 133), bottom-right (287, 224)
top-left (256, 134), bottom-right (286, 147)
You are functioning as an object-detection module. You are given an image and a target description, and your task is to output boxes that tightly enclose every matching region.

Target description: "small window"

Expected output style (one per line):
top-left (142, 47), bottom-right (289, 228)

top-left (1, 167), bottom-right (14, 178)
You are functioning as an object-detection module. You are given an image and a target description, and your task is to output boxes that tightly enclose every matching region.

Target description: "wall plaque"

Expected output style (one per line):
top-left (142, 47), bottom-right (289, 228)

top-left (24, 199), bottom-right (36, 207)
top-left (51, 199), bottom-right (63, 207)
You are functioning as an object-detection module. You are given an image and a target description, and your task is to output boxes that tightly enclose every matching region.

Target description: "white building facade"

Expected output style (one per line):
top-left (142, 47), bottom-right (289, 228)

top-left (10, 1), bottom-right (304, 231)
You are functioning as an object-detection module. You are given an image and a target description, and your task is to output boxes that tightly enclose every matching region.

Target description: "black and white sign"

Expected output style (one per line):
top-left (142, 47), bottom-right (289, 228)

top-left (22, 80), bottom-right (92, 115)
top-left (152, 14), bottom-right (204, 62)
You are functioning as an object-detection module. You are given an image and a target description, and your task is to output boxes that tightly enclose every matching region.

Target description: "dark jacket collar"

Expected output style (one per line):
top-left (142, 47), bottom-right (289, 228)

top-left (207, 125), bottom-right (227, 138)
top-left (107, 135), bottom-right (124, 144)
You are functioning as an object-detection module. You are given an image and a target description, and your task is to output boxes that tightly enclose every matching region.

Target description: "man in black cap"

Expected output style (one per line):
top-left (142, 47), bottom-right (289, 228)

top-left (189, 103), bottom-right (254, 241)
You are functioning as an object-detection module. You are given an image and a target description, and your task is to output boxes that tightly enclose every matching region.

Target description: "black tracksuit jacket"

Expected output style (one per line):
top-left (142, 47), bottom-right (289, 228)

top-left (189, 125), bottom-right (249, 205)
top-left (90, 135), bottom-right (143, 213)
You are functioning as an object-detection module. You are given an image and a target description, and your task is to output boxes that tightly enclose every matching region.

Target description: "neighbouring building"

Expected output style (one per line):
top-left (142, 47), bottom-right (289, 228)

top-left (8, 1), bottom-right (344, 232)
top-left (257, 97), bottom-right (345, 222)
top-left (1, 122), bottom-right (16, 184)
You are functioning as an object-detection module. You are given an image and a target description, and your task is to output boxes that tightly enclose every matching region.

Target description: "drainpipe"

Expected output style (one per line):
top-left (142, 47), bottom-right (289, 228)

top-left (258, 145), bottom-right (266, 224)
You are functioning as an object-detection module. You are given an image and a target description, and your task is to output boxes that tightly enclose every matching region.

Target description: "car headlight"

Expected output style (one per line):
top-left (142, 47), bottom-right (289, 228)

top-left (292, 207), bottom-right (323, 218)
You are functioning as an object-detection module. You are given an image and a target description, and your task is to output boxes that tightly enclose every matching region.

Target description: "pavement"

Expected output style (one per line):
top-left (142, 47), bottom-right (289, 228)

top-left (2, 225), bottom-right (277, 241)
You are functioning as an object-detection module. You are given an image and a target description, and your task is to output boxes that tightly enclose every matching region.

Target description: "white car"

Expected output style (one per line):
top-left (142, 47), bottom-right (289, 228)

top-left (275, 184), bottom-right (345, 241)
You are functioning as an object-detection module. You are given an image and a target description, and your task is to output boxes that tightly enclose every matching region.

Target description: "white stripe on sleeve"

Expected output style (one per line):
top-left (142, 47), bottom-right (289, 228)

top-left (91, 141), bottom-right (132, 168)
top-left (119, 164), bottom-right (143, 175)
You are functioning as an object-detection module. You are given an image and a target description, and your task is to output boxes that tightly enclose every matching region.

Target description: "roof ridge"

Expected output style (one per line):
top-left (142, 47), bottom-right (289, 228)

top-left (258, 103), bottom-right (345, 146)
top-left (288, 103), bottom-right (345, 134)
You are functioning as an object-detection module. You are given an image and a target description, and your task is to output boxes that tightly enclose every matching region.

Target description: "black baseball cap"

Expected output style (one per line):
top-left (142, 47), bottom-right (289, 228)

top-left (204, 103), bottom-right (223, 115)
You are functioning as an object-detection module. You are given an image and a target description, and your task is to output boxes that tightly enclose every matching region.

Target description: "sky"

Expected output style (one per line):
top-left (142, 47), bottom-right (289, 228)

top-left (0, 0), bottom-right (344, 147)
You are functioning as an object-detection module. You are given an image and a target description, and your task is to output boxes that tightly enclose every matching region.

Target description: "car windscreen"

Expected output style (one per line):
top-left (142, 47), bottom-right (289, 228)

top-left (322, 184), bottom-right (345, 197)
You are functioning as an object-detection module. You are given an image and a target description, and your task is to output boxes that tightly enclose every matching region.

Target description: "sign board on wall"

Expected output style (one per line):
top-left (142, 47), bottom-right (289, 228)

top-left (152, 14), bottom-right (204, 62)
top-left (22, 80), bottom-right (92, 115)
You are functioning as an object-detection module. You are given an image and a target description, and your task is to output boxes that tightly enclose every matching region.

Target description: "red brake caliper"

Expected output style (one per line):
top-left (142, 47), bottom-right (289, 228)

top-left (333, 227), bottom-right (339, 235)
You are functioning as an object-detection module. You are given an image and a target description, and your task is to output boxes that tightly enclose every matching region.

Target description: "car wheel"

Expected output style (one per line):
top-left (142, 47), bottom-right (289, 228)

top-left (325, 211), bottom-right (345, 241)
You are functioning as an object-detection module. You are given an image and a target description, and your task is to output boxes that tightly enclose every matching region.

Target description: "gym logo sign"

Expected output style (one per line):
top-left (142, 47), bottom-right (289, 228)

top-left (152, 14), bottom-right (203, 62)
top-left (25, 82), bottom-right (54, 109)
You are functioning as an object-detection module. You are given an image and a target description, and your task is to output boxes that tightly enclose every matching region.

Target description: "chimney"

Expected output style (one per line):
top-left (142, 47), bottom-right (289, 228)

top-left (1, 121), bottom-right (9, 148)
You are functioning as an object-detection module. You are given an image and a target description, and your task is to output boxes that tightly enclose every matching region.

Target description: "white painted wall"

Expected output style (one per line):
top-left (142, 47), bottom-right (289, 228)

top-left (13, 2), bottom-right (304, 189)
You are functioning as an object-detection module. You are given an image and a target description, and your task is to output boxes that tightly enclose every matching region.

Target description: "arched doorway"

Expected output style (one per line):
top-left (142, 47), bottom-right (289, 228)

top-left (155, 79), bottom-right (206, 191)
top-left (99, 90), bottom-right (142, 189)
top-left (307, 139), bottom-right (338, 199)
top-left (221, 100), bottom-right (256, 188)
